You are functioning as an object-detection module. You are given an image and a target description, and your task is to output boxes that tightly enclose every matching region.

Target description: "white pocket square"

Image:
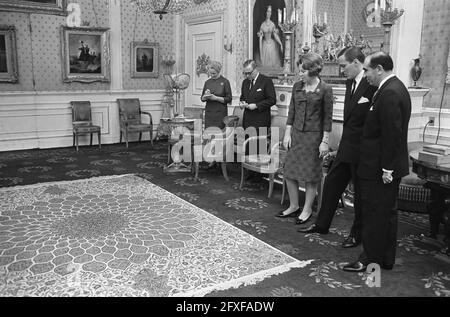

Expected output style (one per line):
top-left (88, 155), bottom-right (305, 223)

top-left (358, 97), bottom-right (370, 104)
top-left (257, 88), bottom-right (262, 92)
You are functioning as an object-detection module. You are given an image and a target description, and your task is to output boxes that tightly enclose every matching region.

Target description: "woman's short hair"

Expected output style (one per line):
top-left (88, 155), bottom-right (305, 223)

top-left (298, 52), bottom-right (323, 77)
top-left (208, 61), bottom-right (222, 73)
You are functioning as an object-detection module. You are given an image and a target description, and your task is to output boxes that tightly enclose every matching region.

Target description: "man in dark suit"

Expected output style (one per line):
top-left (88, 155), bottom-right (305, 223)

top-left (298, 47), bottom-right (377, 249)
top-left (239, 60), bottom-right (276, 178)
top-left (343, 52), bottom-right (411, 272)
top-left (239, 60), bottom-right (276, 132)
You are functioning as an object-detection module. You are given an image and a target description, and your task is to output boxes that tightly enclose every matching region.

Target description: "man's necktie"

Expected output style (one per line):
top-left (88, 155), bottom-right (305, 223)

top-left (249, 80), bottom-right (253, 91)
top-left (373, 89), bottom-right (380, 101)
top-left (350, 80), bottom-right (356, 97)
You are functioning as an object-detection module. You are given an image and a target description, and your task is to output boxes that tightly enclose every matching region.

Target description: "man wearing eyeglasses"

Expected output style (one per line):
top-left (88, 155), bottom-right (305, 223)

top-left (239, 60), bottom-right (276, 134)
top-left (239, 60), bottom-right (276, 181)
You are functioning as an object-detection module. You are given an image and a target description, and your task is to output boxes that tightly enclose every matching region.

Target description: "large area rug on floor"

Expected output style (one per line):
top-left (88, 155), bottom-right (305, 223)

top-left (0, 174), bottom-right (310, 297)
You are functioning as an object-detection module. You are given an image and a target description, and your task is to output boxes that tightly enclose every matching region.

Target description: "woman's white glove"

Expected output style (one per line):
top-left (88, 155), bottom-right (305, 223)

top-left (319, 141), bottom-right (329, 158)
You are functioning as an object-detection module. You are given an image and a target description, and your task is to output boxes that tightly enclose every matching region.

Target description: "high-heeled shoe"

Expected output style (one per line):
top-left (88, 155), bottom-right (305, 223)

top-left (295, 212), bottom-right (312, 225)
top-left (275, 208), bottom-right (300, 218)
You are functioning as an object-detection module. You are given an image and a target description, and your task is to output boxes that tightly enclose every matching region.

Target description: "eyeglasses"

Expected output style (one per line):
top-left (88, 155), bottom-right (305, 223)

top-left (243, 69), bottom-right (254, 76)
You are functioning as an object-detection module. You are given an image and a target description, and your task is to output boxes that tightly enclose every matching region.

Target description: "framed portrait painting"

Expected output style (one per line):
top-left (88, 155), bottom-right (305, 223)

top-left (0, 0), bottom-right (67, 15)
top-left (61, 26), bottom-right (110, 83)
top-left (0, 25), bottom-right (18, 83)
top-left (248, 0), bottom-right (291, 77)
top-left (131, 40), bottom-right (159, 78)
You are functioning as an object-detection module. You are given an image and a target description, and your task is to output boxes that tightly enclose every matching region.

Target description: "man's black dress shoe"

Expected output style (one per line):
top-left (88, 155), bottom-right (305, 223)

top-left (342, 261), bottom-right (367, 272)
top-left (381, 263), bottom-right (394, 270)
top-left (297, 224), bottom-right (328, 234)
top-left (341, 236), bottom-right (361, 248)
top-left (295, 213), bottom-right (312, 225)
top-left (275, 209), bottom-right (300, 218)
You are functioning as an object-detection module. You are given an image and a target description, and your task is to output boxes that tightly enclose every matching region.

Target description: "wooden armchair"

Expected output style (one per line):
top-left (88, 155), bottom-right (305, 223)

top-left (239, 116), bottom-right (286, 198)
top-left (117, 98), bottom-right (153, 148)
top-left (194, 115), bottom-right (240, 181)
top-left (70, 101), bottom-right (101, 152)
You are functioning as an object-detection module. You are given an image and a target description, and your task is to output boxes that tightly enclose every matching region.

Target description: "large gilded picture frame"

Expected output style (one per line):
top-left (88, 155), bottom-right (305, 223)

top-left (0, 25), bottom-right (18, 83)
top-left (131, 40), bottom-right (159, 78)
top-left (0, 0), bottom-right (67, 15)
top-left (61, 26), bottom-right (110, 83)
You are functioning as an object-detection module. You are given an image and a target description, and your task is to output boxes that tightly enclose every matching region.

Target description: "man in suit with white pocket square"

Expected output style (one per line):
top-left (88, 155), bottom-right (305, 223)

top-left (298, 47), bottom-right (377, 248)
top-left (342, 52), bottom-right (411, 272)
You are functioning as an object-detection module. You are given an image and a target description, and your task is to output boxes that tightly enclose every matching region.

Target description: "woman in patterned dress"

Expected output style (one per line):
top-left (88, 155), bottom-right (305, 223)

top-left (276, 53), bottom-right (333, 225)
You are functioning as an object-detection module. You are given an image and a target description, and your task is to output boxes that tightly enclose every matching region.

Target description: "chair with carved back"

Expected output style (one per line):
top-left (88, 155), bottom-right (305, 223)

top-left (117, 98), bottom-right (153, 148)
top-left (70, 101), bottom-right (101, 152)
top-left (239, 115), bottom-right (287, 198)
top-left (194, 114), bottom-right (240, 181)
top-left (183, 106), bottom-right (204, 151)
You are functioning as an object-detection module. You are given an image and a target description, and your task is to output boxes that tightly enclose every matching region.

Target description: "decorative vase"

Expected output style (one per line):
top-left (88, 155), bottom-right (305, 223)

top-left (410, 57), bottom-right (422, 88)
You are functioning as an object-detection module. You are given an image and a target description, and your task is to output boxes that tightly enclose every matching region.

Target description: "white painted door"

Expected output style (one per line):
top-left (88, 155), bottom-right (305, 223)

top-left (185, 19), bottom-right (222, 109)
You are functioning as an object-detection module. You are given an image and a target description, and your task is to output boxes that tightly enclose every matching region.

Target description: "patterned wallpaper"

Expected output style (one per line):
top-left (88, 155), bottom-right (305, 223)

top-left (349, 0), bottom-right (384, 50)
top-left (235, 0), bottom-right (250, 88)
top-left (121, 0), bottom-right (174, 90)
top-left (0, 0), bottom-right (110, 92)
top-left (419, 0), bottom-right (450, 109)
top-left (3, 0), bottom-right (447, 108)
top-left (316, 0), bottom-right (346, 38)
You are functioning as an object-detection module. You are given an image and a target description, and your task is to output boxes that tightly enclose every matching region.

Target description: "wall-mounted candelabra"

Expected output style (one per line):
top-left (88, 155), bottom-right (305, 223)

top-left (223, 35), bottom-right (232, 54)
top-left (377, 0), bottom-right (404, 54)
top-left (162, 54), bottom-right (176, 75)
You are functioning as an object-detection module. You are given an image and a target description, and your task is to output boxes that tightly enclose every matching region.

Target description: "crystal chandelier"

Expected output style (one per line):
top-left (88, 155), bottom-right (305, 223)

top-left (131, 0), bottom-right (210, 20)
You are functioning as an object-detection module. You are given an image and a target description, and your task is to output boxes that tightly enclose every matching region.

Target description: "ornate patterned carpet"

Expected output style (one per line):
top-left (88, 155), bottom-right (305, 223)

top-left (0, 141), bottom-right (449, 297)
top-left (0, 174), bottom-right (309, 297)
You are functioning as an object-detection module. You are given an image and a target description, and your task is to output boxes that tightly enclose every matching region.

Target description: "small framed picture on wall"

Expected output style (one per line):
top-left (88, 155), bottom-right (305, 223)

top-left (131, 40), bottom-right (159, 78)
top-left (61, 26), bottom-right (110, 83)
top-left (0, 0), bottom-right (67, 15)
top-left (0, 25), bottom-right (18, 83)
